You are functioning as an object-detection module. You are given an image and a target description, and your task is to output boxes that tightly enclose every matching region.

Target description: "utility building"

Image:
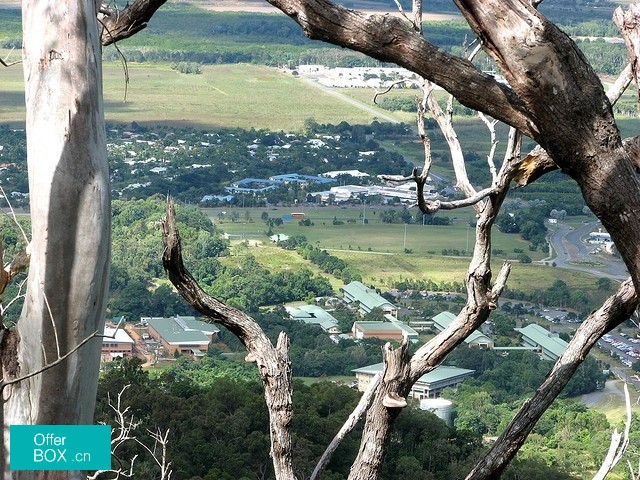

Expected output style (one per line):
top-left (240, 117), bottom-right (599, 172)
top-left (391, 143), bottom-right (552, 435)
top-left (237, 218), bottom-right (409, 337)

top-left (515, 323), bottom-right (568, 361)
top-left (101, 326), bottom-right (135, 361)
top-left (352, 321), bottom-right (419, 343)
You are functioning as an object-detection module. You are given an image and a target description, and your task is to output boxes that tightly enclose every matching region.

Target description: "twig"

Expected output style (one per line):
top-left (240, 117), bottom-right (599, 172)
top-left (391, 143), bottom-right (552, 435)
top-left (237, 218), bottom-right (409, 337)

top-left (42, 292), bottom-right (62, 359)
top-left (477, 112), bottom-right (499, 183)
top-left (0, 185), bottom-right (30, 246)
top-left (0, 48), bottom-right (21, 68)
top-left (97, 18), bottom-right (131, 102)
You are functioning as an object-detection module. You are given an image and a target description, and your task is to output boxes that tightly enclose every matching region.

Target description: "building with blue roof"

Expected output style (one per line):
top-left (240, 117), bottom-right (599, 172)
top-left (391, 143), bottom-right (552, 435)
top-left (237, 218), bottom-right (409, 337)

top-left (270, 173), bottom-right (335, 185)
top-left (224, 178), bottom-right (278, 194)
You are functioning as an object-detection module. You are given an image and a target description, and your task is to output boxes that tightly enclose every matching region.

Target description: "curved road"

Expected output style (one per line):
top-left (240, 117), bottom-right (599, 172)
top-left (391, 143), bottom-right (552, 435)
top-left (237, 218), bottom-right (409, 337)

top-left (546, 221), bottom-right (628, 280)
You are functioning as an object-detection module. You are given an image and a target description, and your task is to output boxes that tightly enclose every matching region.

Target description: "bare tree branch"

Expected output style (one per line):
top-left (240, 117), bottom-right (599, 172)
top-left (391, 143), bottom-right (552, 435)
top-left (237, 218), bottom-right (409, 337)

top-left (99, 0), bottom-right (168, 46)
top-left (411, 0), bottom-right (422, 33)
top-left (614, 6), bottom-right (640, 113)
top-left (477, 112), bottom-right (499, 183)
top-left (135, 428), bottom-right (172, 480)
top-left (607, 62), bottom-right (634, 105)
top-left (1, 329), bottom-right (100, 390)
top-left (593, 383), bottom-right (632, 480)
top-left (414, 185), bottom-right (499, 214)
top-left (88, 385), bottom-right (174, 480)
top-left (466, 279), bottom-right (638, 479)
top-left (310, 373), bottom-right (381, 480)
top-left (162, 200), bottom-right (296, 480)
top-left (0, 48), bottom-right (20, 68)
top-left (265, 0), bottom-right (534, 135)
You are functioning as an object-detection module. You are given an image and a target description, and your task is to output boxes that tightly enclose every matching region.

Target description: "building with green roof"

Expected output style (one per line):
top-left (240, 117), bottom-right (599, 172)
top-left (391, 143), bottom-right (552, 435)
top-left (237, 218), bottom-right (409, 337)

top-left (147, 316), bottom-right (220, 357)
top-left (353, 363), bottom-right (475, 399)
top-left (285, 304), bottom-right (341, 333)
top-left (515, 323), bottom-right (568, 361)
top-left (432, 311), bottom-right (494, 349)
top-left (342, 281), bottom-right (398, 317)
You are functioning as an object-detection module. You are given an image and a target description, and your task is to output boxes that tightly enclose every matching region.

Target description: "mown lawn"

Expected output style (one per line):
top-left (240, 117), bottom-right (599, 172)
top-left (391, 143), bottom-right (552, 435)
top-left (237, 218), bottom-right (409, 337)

top-left (217, 230), bottom-right (602, 296)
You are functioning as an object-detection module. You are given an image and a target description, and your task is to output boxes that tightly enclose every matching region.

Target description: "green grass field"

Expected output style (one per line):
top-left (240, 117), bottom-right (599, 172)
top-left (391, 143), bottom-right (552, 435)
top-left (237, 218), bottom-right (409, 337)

top-left (205, 205), bottom-right (607, 296)
top-left (227, 238), bottom-right (602, 294)
top-left (206, 205), bottom-right (544, 259)
top-left (0, 59), bottom-right (392, 130)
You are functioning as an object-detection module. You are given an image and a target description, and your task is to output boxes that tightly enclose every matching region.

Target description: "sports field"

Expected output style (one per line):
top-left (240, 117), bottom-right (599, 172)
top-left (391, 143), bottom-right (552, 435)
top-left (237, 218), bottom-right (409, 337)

top-left (204, 204), bottom-right (607, 295)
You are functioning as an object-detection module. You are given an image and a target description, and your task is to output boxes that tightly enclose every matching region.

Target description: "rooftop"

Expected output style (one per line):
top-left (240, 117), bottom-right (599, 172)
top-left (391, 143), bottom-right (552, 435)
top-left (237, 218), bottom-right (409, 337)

top-left (286, 304), bottom-right (339, 326)
top-left (353, 363), bottom-right (475, 385)
top-left (515, 324), bottom-right (568, 359)
top-left (103, 327), bottom-right (134, 344)
top-left (342, 281), bottom-right (396, 311)
top-left (147, 316), bottom-right (219, 346)
top-left (432, 311), bottom-right (493, 345)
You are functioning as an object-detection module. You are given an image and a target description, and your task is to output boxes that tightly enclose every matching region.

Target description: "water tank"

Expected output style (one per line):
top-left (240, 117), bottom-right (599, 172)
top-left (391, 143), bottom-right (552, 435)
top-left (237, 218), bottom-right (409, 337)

top-left (419, 398), bottom-right (453, 426)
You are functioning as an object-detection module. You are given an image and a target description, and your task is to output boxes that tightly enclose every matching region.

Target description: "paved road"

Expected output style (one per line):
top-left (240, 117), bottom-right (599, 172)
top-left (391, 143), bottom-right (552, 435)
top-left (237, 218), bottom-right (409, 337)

top-left (299, 77), bottom-right (402, 125)
top-left (546, 221), bottom-right (628, 280)
top-left (582, 379), bottom-right (627, 408)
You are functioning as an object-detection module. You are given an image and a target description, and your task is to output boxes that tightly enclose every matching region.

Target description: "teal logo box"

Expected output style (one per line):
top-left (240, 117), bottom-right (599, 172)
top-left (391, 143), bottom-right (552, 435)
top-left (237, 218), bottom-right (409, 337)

top-left (10, 425), bottom-right (111, 471)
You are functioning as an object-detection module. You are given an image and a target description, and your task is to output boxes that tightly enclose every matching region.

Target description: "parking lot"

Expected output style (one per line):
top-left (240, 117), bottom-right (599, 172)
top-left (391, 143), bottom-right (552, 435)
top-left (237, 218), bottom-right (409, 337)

top-left (599, 333), bottom-right (640, 368)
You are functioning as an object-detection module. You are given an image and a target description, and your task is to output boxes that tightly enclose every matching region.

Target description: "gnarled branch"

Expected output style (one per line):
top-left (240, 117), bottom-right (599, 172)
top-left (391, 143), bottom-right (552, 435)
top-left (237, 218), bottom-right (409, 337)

top-left (99, 0), bottom-right (168, 46)
top-left (466, 278), bottom-right (638, 479)
top-left (162, 199), bottom-right (295, 480)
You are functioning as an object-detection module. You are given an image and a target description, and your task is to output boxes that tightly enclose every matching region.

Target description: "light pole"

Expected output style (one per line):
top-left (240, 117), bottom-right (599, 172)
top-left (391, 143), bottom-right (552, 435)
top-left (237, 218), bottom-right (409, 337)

top-left (403, 223), bottom-right (407, 251)
top-left (362, 199), bottom-right (366, 225)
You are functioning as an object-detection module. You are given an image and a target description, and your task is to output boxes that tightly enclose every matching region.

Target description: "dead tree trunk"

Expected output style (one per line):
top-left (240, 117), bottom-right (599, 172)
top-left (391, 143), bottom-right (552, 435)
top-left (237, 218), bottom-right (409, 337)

top-left (2, 0), bottom-right (111, 477)
top-left (162, 202), bottom-right (295, 480)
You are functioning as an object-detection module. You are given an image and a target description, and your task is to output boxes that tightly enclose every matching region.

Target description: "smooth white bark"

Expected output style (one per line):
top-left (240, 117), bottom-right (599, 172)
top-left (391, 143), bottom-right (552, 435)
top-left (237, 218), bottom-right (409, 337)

top-left (2, 0), bottom-right (110, 477)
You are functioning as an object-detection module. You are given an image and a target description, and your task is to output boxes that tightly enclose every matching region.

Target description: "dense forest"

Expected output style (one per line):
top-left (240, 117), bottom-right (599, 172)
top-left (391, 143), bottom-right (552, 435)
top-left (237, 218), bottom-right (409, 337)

top-left (95, 347), bottom-right (615, 480)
